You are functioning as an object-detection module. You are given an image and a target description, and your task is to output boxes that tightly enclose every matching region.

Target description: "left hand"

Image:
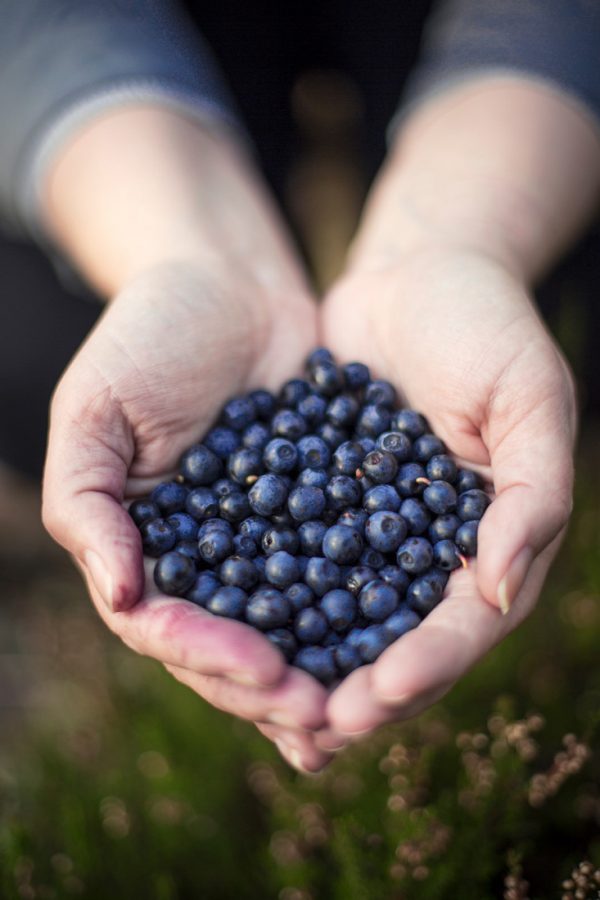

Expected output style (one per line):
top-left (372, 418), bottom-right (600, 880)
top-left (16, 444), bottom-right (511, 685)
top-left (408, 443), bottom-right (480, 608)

top-left (315, 241), bottom-right (575, 743)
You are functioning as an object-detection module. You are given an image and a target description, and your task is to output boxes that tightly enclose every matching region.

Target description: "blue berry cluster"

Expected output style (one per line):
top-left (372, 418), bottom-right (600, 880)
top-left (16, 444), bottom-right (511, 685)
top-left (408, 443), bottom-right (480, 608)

top-left (129, 349), bottom-right (490, 686)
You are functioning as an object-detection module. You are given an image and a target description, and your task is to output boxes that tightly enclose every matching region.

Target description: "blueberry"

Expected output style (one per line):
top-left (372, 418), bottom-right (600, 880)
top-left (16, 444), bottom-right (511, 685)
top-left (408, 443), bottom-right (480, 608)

top-left (261, 525), bottom-right (299, 556)
top-left (294, 607), bottom-right (328, 644)
top-left (212, 478), bottom-right (240, 499)
top-left (426, 454), bottom-right (458, 483)
top-left (266, 628), bottom-right (298, 662)
top-left (345, 565), bottom-right (378, 596)
top-left (332, 440), bottom-right (365, 476)
top-left (297, 393), bottom-right (327, 424)
top-left (198, 529), bottom-right (234, 565)
top-left (359, 580), bottom-right (399, 621)
top-left (355, 404), bottom-right (392, 437)
top-left (198, 518), bottom-right (234, 539)
top-left (423, 480), bottom-right (457, 515)
top-left (362, 484), bottom-right (401, 514)
top-left (320, 589), bottom-right (357, 632)
top-left (219, 492), bottom-right (252, 523)
top-left (343, 361), bottom-right (370, 390)
top-left (378, 565), bottom-right (410, 596)
top-left (376, 431), bottom-right (412, 462)
top-left (364, 379), bottom-right (397, 407)
top-left (140, 518), bottom-right (176, 557)
top-left (221, 396), bottom-right (257, 431)
top-left (284, 582), bottom-right (315, 614)
top-left (233, 534), bottom-right (258, 558)
top-left (151, 481), bottom-right (188, 515)
top-left (220, 555), bottom-right (259, 590)
top-left (322, 524), bottom-right (364, 564)
top-left (433, 539), bottom-right (463, 571)
top-left (399, 498), bottom-right (431, 535)
top-left (345, 627), bottom-right (364, 649)
top-left (357, 625), bottom-right (392, 663)
top-left (325, 475), bottom-right (361, 510)
top-left (265, 551), bottom-right (300, 589)
top-left (204, 426), bottom-right (241, 459)
top-left (279, 378), bottom-right (311, 407)
top-left (306, 347), bottom-right (334, 369)
top-left (317, 422), bottom-right (349, 449)
top-left (304, 557), bottom-right (341, 596)
top-left (322, 631), bottom-right (342, 647)
top-left (297, 519), bottom-right (327, 556)
top-left (383, 607), bottom-right (421, 641)
top-left (357, 436), bottom-right (376, 454)
top-left (365, 511), bottom-right (407, 553)
top-left (166, 512), bottom-right (199, 542)
top-left (296, 468), bottom-right (329, 489)
top-left (227, 448), bottom-right (263, 486)
top-left (246, 588), bottom-right (291, 630)
top-left (129, 498), bottom-right (160, 526)
top-left (360, 450), bottom-right (398, 484)
top-left (396, 463), bottom-right (428, 498)
top-left (185, 487), bottom-right (219, 521)
top-left (207, 586), bottom-right (248, 619)
top-left (326, 394), bottom-right (359, 428)
top-left (334, 642), bottom-right (363, 676)
top-left (457, 489), bottom-right (490, 521)
top-left (269, 506), bottom-right (295, 527)
top-left (175, 540), bottom-right (201, 561)
top-left (406, 575), bottom-right (444, 617)
top-left (428, 514), bottom-right (462, 543)
top-left (254, 556), bottom-right (267, 581)
top-left (423, 567), bottom-right (450, 594)
top-left (263, 438), bottom-right (299, 474)
top-left (239, 515), bottom-right (270, 543)
top-left (455, 468), bottom-right (482, 493)
top-left (242, 421), bottom-right (271, 451)
top-left (271, 409), bottom-right (308, 441)
top-left (455, 520), bottom-right (479, 556)
top-left (413, 433), bottom-right (446, 463)
top-left (296, 435), bottom-right (331, 470)
top-left (186, 571), bottom-right (220, 607)
top-left (293, 646), bottom-right (336, 685)
top-left (153, 551), bottom-right (196, 596)
top-left (396, 537), bottom-right (434, 574)
top-left (310, 360), bottom-right (344, 396)
top-left (248, 474), bottom-right (288, 516)
top-left (359, 548), bottom-right (386, 570)
top-left (392, 409), bottom-right (428, 439)
top-left (288, 486), bottom-right (326, 523)
top-left (180, 444), bottom-right (223, 485)
top-left (248, 389), bottom-right (276, 421)
top-left (336, 508), bottom-right (369, 534)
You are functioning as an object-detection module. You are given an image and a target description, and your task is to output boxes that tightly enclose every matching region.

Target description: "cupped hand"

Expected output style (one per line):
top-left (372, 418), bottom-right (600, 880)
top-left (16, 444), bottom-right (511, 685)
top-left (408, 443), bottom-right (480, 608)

top-left (42, 260), bottom-right (331, 748)
top-left (318, 244), bottom-right (576, 740)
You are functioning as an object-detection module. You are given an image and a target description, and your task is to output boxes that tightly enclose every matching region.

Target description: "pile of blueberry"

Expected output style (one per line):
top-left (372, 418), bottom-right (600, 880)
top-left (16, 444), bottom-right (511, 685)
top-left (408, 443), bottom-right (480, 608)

top-left (129, 349), bottom-right (490, 685)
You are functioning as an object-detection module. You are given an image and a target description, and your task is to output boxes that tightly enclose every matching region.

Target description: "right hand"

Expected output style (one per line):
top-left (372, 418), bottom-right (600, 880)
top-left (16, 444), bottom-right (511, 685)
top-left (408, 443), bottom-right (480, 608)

top-left (42, 258), bottom-right (332, 767)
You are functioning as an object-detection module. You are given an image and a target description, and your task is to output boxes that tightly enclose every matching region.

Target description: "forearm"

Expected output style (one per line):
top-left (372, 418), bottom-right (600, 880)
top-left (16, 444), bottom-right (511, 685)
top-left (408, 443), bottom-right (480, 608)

top-left (42, 106), bottom-right (308, 299)
top-left (353, 76), bottom-right (600, 283)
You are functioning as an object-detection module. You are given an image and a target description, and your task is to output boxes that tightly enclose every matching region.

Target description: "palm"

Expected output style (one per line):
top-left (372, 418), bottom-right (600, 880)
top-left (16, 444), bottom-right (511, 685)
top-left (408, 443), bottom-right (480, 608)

top-left (319, 247), bottom-right (574, 736)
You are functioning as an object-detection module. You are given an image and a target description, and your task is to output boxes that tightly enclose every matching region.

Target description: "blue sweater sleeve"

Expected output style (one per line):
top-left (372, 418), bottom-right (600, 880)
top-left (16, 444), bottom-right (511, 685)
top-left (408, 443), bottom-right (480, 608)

top-left (393, 0), bottom-right (600, 133)
top-left (0, 0), bottom-right (244, 237)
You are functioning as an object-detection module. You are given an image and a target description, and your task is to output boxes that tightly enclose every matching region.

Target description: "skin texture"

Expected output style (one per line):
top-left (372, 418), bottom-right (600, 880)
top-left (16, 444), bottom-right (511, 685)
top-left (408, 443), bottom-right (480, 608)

top-left (41, 78), bottom-right (600, 771)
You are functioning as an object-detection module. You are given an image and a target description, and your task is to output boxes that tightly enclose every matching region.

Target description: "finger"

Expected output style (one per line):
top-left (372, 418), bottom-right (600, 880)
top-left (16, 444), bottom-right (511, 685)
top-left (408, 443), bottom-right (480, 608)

top-left (255, 723), bottom-right (334, 773)
top-left (86, 572), bottom-right (287, 687)
top-left (328, 543), bottom-right (557, 736)
top-left (164, 663), bottom-right (328, 731)
top-left (477, 352), bottom-right (575, 613)
top-left (43, 377), bottom-right (142, 612)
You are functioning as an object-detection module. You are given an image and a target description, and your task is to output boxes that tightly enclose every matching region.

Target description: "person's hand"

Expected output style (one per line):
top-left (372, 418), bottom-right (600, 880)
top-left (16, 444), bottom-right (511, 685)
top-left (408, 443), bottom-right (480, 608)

top-left (315, 242), bottom-right (575, 743)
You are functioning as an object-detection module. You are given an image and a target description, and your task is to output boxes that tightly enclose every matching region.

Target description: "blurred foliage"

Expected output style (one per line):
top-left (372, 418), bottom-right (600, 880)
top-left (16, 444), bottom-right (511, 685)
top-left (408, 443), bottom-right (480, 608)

top-left (1, 435), bottom-right (599, 900)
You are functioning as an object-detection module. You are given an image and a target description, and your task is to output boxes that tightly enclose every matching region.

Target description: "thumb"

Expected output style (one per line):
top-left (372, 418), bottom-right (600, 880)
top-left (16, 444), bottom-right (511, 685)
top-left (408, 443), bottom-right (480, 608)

top-left (42, 382), bottom-right (143, 612)
top-left (476, 354), bottom-right (576, 614)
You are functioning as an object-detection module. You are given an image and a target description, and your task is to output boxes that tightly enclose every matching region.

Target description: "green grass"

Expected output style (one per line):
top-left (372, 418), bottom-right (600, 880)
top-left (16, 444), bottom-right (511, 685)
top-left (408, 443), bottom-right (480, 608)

top-left (1, 436), bottom-right (599, 900)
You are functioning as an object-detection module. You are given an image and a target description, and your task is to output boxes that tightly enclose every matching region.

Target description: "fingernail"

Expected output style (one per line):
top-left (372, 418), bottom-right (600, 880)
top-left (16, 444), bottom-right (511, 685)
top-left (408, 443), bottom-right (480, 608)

top-left (337, 725), bottom-right (373, 738)
top-left (497, 546), bottom-right (534, 615)
top-left (229, 672), bottom-right (264, 688)
top-left (289, 749), bottom-right (311, 773)
top-left (84, 550), bottom-right (113, 610)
